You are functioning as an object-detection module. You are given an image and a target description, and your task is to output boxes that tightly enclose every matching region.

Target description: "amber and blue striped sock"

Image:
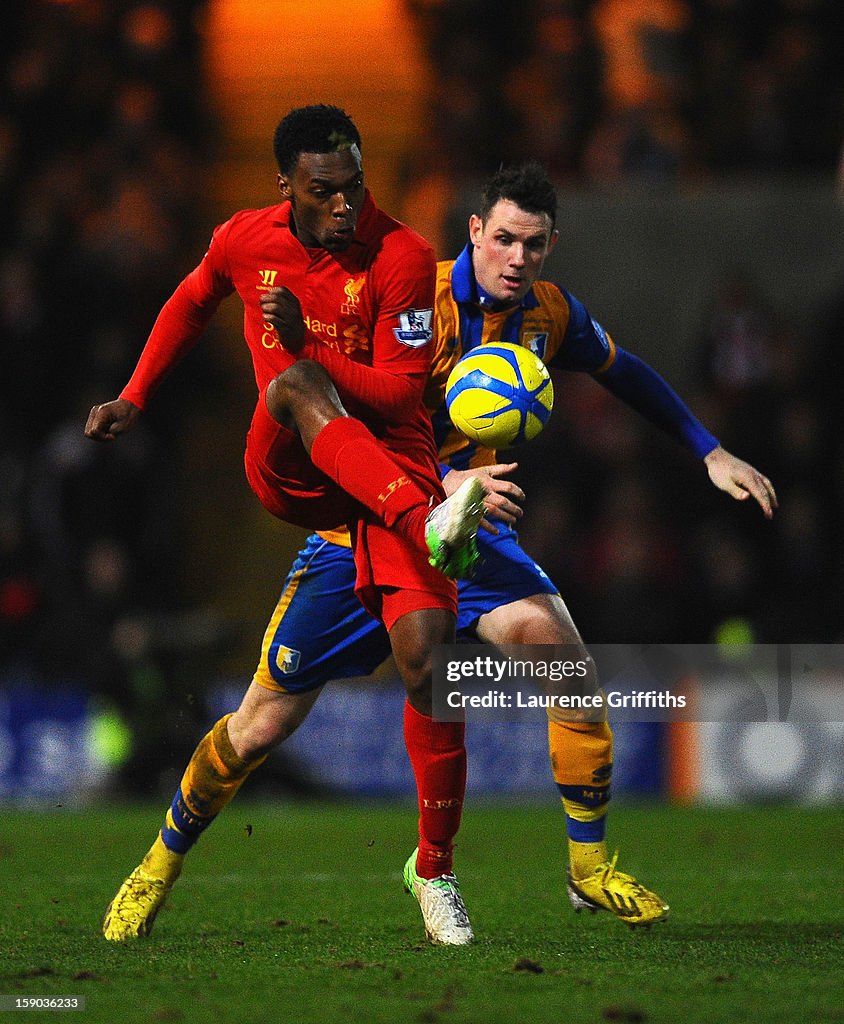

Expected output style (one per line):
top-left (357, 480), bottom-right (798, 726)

top-left (143, 714), bottom-right (265, 880)
top-left (548, 718), bottom-right (613, 880)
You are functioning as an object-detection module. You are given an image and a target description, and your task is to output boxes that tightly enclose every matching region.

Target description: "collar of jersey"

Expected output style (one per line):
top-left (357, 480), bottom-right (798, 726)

top-left (451, 243), bottom-right (540, 312)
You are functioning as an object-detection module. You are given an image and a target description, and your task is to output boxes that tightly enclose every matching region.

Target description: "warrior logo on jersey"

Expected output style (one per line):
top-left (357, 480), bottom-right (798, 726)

top-left (341, 274), bottom-right (365, 315)
top-left (525, 333), bottom-right (548, 360)
top-left (393, 308), bottom-right (433, 348)
top-left (274, 644), bottom-right (301, 674)
top-left (257, 269), bottom-right (279, 290)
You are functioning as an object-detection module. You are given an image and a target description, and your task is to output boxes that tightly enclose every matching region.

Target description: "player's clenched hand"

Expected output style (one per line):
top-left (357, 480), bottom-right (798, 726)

top-left (84, 398), bottom-right (141, 442)
top-left (703, 445), bottom-right (778, 520)
top-left (444, 463), bottom-right (525, 534)
top-left (259, 286), bottom-right (305, 353)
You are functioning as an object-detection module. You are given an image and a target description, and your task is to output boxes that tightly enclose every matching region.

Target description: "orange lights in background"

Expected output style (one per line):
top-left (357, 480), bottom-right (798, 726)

top-left (202, 0), bottom-right (427, 214)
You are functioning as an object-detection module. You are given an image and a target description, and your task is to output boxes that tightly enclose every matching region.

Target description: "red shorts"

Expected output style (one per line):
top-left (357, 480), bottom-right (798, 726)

top-left (244, 395), bottom-right (355, 530)
top-left (351, 518), bottom-right (457, 629)
top-left (244, 394), bottom-right (457, 629)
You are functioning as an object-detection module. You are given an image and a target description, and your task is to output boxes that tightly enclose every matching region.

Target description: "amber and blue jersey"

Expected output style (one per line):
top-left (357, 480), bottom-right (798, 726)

top-left (253, 243), bottom-right (719, 694)
top-left (426, 243), bottom-right (718, 470)
top-left (427, 244), bottom-right (616, 471)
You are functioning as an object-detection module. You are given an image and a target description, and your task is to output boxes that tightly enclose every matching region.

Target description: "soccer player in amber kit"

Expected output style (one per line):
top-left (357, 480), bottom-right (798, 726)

top-left (90, 159), bottom-right (776, 940)
top-left (236, 162), bottom-right (776, 928)
top-left (86, 105), bottom-right (484, 945)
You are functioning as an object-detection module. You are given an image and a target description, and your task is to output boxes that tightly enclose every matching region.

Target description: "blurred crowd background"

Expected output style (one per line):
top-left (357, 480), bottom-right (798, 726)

top-left (407, 0), bottom-right (842, 184)
top-left (1, 0), bottom-right (843, 794)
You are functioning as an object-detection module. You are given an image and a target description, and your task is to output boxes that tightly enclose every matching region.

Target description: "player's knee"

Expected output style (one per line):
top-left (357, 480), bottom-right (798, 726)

top-left (391, 609), bottom-right (453, 714)
top-left (506, 608), bottom-right (599, 689)
top-left (267, 362), bottom-right (345, 445)
top-left (394, 645), bottom-right (434, 710)
top-left (228, 692), bottom-right (298, 760)
top-left (267, 361), bottom-right (332, 418)
top-left (506, 605), bottom-right (564, 644)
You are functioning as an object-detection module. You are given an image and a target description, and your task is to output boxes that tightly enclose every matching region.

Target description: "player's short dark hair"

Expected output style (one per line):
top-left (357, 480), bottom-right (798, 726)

top-left (479, 162), bottom-right (557, 228)
top-left (273, 104), bottom-right (362, 175)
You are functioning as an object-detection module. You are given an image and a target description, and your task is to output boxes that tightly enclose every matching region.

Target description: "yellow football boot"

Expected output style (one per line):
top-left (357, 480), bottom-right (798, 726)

top-left (102, 864), bottom-right (179, 941)
top-left (567, 851), bottom-right (669, 928)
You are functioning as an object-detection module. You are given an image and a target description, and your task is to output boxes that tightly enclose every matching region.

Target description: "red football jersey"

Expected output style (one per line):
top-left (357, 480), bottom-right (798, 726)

top-left (121, 191), bottom-right (438, 461)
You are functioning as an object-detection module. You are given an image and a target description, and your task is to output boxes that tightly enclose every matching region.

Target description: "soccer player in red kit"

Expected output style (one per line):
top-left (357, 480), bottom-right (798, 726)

top-left (86, 105), bottom-right (482, 945)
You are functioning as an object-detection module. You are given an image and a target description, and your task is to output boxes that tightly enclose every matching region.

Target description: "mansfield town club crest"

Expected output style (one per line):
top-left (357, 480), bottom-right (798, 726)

top-left (393, 308), bottom-right (434, 348)
top-left (274, 644), bottom-right (301, 674)
top-left (341, 275), bottom-right (366, 315)
top-left (525, 333), bottom-right (548, 359)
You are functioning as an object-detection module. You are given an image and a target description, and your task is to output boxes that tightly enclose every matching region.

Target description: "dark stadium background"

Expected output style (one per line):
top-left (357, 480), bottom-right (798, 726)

top-left (1, 0), bottom-right (843, 802)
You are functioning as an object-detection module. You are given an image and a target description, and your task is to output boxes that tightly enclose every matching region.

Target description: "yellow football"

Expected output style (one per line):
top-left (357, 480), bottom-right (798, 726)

top-left (445, 342), bottom-right (554, 447)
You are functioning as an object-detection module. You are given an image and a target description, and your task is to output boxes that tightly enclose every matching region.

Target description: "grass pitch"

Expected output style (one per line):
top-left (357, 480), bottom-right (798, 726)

top-left (0, 802), bottom-right (841, 1023)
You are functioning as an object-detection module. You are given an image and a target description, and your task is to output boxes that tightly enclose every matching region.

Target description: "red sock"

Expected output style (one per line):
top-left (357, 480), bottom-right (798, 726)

top-left (403, 700), bottom-right (466, 878)
top-left (310, 418), bottom-right (430, 543)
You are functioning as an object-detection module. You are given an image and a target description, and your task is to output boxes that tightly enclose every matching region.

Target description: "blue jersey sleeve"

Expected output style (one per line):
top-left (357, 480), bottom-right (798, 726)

top-left (598, 346), bottom-right (719, 458)
top-left (549, 290), bottom-right (614, 372)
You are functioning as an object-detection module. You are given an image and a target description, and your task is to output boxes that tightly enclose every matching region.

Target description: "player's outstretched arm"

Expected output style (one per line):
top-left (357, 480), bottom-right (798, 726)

top-left (703, 445), bottom-right (778, 519)
top-left (84, 398), bottom-right (141, 443)
top-left (443, 462), bottom-right (525, 533)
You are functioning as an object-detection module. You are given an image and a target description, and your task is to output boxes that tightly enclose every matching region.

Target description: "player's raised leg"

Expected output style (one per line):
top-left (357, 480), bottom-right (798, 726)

top-left (261, 358), bottom-right (485, 579)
